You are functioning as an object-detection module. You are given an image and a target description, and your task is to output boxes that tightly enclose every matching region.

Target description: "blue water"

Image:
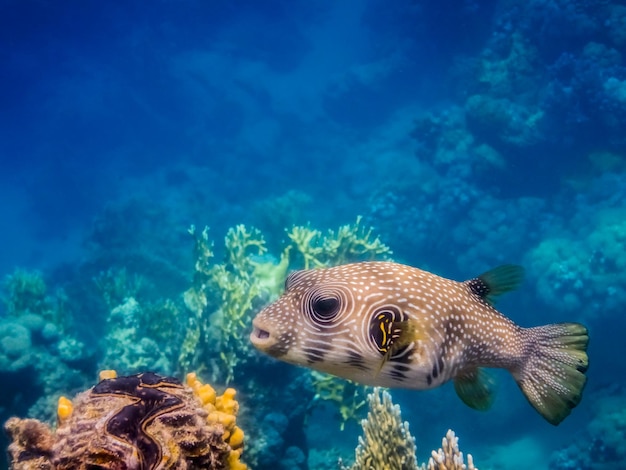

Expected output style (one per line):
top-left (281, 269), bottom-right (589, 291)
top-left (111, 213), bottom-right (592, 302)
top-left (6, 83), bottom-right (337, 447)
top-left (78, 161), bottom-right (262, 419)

top-left (1, 1), bottom-right (625, 468)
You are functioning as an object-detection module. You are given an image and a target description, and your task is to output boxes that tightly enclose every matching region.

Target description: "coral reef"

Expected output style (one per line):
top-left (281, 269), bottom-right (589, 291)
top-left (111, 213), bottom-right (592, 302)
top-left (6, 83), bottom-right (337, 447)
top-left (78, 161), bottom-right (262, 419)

top-left (340, 388), bottom-right (476, 470)
top-left (5, 0), bottom-right (626, 468)
top-left (250, 190), bottom-right (313, 249)
top-left (0, 268), bottom-right (94, 443)
top-left (93, 267), bottom-right (147, 311)
top-left (100, 297), bottom-right (174, 375)
top-left (550, 388), bottom-right (626, 469)
top-left (241, 368), bottom-right (314, 469)
top-left (5, 371), bottom-right (246, 470)
top-left (411, 107), bottom-right (506, 176)
top-left (2, 270), bottom-right (71, 334)
top-left (526, 206), bottom-right (626, 319)
top-left (464, 93), bottom-right (545, 152)
top-left (506, 1), bottom-right (626, 154)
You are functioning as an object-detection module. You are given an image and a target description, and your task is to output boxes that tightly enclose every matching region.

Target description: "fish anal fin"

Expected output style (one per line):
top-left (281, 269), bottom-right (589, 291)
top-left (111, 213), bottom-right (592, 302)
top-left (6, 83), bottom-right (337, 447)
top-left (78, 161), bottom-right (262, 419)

top-left (454, 367), bottom-right (495, 411)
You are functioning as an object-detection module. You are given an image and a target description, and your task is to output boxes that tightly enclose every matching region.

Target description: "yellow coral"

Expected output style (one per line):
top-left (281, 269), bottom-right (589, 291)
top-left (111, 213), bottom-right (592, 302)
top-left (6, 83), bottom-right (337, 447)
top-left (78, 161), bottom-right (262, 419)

top-left (229, 427), bottom-right (245, 449)
top-left (228, 450), bottom-right (247, 470)
top-left (250, 245), bottom-right (292, 298)
top-left (99, 369), bottom-right (118, 381)
top-left (197, 384), bottom-right (217, 406)
top-left (216, 388), bottom-right (239, 416)
top-left (57, 396), bottom-right (73, 422)
top-left (182, 219), bottom-right (389, 385)
top-left (187, 373), bottom-right (247, 470)
top-left (188, 225), bottom-right (215, 276)
top-left (208, 410), bottom-right (236, 430)
top-left (323, 216), bottom-right (392, 263)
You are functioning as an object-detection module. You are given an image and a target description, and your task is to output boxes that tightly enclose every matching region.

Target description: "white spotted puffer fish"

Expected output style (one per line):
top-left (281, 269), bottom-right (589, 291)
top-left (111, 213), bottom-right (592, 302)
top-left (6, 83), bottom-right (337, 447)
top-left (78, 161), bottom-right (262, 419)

top-left (250, 261), bottom-right (589, 425)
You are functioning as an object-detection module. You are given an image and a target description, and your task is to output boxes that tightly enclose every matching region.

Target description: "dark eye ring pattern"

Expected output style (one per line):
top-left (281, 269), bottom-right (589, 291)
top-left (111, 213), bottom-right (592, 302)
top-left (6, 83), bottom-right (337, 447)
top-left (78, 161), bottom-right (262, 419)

top-left (302, 286), bottom-right (349, 327)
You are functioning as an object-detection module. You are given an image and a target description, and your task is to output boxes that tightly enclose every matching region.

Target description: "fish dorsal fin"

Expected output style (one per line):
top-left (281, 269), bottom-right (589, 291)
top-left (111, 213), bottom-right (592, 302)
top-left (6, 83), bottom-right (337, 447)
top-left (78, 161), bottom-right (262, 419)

top-left (454, 367), bottom-right (495, 411)
top-left (466, 264), bottom-right (525, 305)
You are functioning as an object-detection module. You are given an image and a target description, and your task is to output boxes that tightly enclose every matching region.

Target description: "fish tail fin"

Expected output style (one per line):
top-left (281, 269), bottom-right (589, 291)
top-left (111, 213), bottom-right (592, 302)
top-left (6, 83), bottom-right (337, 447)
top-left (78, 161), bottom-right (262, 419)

top-left (513, 323), bottom-right (589, 425)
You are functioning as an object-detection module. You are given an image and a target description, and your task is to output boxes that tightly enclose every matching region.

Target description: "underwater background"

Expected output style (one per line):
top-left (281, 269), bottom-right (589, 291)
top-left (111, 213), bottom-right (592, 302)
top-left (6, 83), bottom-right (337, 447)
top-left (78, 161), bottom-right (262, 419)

top-left (1, 0), bottom-right (625, 468)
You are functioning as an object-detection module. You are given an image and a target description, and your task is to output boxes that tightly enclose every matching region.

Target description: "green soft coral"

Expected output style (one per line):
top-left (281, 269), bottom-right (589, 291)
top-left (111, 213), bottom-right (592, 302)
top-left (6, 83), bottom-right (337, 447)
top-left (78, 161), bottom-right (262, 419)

top-left (181, 224), bottom-right (290, 383)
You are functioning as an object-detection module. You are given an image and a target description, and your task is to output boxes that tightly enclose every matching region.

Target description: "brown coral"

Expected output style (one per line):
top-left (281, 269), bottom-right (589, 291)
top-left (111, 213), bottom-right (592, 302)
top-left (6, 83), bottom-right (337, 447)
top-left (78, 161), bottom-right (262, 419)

top-left (5, 372), bottom-right (245, 470)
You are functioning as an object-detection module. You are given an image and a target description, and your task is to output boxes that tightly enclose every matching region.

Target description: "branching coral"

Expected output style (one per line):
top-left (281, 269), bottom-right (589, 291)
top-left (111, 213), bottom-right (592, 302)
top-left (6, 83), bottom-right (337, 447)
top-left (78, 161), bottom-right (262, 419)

top-left (287, 216), bottom-right (392, 269)
top-left (179, 225), bottom-right (215, 373)
top-left (287, 225), bottom-right (326, 269)
top-left (183, 224), bottom-right (215, 316)
top-left (180, 224), bottom-right (290, 383)
top-left (340, 388), bottom-right (418, 470)
top-left (341, 388), bottom-right (477, 470)
top-left (424, 430), bottom-right (476, 470)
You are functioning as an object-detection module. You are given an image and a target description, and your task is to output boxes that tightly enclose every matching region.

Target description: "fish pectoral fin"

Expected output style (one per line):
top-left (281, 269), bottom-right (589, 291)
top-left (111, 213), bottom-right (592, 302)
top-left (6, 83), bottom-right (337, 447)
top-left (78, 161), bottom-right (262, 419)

top-left (453, 367), bottom-right (495, 411)
top-left (468, 264), bottom-right (525, 305)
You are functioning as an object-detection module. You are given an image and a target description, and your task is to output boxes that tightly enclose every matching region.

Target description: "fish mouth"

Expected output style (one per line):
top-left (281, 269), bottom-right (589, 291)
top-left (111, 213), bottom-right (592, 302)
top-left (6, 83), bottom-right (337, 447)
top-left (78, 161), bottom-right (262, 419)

top-left (253, 326), bottom-right (270, 340)
top-left (249, 321), bottom-right (274, 350)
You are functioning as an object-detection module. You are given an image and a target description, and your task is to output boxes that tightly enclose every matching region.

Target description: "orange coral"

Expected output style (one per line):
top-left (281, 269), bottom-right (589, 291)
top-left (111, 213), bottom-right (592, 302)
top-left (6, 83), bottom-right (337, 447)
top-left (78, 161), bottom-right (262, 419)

top-left (56, 396), bottom-right (73, 423)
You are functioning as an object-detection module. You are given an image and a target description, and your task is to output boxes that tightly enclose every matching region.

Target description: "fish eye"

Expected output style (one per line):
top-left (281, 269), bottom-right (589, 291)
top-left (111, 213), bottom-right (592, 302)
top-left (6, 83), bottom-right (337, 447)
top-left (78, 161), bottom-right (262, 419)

top-left (312, 297), bottom-right (340, 319)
